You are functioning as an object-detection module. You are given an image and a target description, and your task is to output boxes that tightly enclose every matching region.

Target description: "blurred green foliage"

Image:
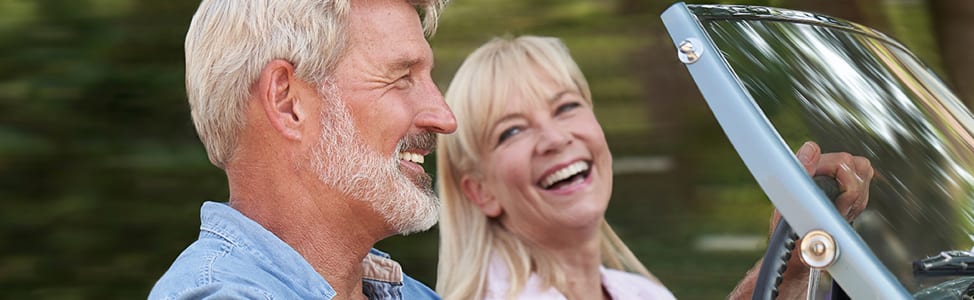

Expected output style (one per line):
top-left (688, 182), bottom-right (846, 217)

top-left (0, 1), bottom-right (225, 298)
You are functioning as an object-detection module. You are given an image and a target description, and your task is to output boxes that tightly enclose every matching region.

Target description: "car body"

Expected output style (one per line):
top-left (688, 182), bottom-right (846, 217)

top-left (662, 3), bottom-right (974, 299)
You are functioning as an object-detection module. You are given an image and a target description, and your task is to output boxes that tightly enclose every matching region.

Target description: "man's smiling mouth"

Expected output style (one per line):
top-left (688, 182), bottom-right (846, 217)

top-left (398, 151), bottom-right (425, 164)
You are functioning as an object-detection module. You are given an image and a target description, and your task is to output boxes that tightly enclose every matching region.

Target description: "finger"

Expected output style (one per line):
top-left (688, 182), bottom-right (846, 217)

top-left (813, 152), bottom-right (864, 191)
top-left (852, 156), bottom-right (874, 182)
top-left (834, 187), bottom-right (862, 219)
top-left (847, 156), bottom-right (873, 218)
top-left (796, 141), bottom-right (821, 176)
top-left (812, 152), bottom-right (855, 180)
top-left (809, 152), bottom-right (859, 216)
top-left (840, 156), bottom-right (872, 218)
top-left (821, 154), bottom-right (871, 220)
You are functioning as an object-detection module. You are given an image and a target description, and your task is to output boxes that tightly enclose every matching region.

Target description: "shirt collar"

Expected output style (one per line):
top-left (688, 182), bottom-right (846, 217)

top-left (200, 201), bottom-right (337, 298)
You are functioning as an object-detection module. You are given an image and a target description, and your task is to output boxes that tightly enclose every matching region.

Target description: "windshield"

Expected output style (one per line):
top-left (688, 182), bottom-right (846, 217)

top-left (699, 15), bottom-right (974, 292)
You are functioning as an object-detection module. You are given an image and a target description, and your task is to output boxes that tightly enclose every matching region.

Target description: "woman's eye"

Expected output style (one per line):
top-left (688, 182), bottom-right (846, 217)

top-left (498, 126), bottom-right (522, 145)
top-left (556, 101), bottom-right (581, 115)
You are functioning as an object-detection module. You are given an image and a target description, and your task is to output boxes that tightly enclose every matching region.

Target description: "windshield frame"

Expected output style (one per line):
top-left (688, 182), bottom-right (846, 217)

top-left (661, 2), bottom-right (913, 299)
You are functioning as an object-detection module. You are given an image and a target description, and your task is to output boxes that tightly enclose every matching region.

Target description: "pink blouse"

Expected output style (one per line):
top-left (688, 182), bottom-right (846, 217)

top-left (484, 255), bottom-right (676, 300)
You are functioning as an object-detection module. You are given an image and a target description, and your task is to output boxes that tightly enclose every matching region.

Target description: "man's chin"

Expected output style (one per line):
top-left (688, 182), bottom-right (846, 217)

top-left (396, 215), bottom-right (438, 236)
top-left (390, 192), bottom-right (440, 235)
top-left (407, 172), bottom-right (433, 194)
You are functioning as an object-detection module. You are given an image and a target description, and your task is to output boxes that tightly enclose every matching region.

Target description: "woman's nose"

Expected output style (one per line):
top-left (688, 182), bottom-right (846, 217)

top-left (535, 124), bottom-right (572, 155)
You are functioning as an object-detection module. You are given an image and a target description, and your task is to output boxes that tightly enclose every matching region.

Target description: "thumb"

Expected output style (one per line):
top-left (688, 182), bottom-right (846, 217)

top-left (796, 141), bottom-right (820, 176)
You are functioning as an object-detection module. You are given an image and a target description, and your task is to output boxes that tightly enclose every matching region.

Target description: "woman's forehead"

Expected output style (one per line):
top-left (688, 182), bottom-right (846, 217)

top-left (491, 81), bottom-right (568, 116)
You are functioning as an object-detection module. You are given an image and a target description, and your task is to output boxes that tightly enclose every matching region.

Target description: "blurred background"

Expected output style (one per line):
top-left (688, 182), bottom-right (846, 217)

top-left (1, 0), bottom-right (972, 299)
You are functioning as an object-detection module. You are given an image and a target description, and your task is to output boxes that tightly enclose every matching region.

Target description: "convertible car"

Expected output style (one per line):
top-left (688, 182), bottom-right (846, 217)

top-left (662, 3), bottom-right (974, 299)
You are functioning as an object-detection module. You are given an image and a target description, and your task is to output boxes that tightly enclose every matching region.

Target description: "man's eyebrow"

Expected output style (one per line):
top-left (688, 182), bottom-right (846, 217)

top-left (387, 57), bottom-right (422, 73)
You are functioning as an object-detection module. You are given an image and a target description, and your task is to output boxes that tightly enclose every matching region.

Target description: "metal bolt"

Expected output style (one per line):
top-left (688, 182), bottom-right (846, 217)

top-left (812, 242), bottom-right (826, 255)
top-left (679, 41), bottom-right (694, 53)
top-left (800, 230), bottom-right (839, 269)
top-left (677, 39), bottom-right (702, 64)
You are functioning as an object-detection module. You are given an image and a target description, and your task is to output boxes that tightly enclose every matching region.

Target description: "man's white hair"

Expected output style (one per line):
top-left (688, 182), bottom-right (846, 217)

top-left (184, 0), bottom-right (446, 168)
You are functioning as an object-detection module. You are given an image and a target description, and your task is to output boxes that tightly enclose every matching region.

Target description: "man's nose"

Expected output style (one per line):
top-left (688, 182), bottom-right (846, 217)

top-left (414, 79), bottom-right (457, 134)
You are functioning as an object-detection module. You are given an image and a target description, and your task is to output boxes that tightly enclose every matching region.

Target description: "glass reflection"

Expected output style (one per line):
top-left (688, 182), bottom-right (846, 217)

top-left (703, 19), bottom-right (974, 292)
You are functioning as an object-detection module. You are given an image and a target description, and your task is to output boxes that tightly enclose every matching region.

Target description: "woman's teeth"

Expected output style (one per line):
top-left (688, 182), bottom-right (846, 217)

top-left (398, 152), bottom-right (424, 164)
top-left (541, 161), bottom-right (589, 189)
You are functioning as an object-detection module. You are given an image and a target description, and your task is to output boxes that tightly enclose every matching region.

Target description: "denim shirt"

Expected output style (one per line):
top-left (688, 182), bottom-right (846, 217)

top-left (149, 201), bottom-right (440, 300)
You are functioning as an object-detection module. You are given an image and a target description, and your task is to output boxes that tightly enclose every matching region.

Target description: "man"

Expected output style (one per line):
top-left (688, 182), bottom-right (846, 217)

top-left (150, 0), bottom-right (454, 299)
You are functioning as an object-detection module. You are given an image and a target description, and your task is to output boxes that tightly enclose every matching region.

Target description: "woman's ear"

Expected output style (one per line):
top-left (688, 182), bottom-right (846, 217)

top-left (460, 175), bottom-right (502, 217)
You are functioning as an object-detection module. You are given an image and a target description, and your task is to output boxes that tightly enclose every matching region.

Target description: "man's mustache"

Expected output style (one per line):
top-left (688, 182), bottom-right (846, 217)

top-left (398, 132), bottom-right (437, 153)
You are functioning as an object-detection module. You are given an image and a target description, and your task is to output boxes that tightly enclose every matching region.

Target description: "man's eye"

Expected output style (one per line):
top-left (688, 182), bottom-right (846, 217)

top-left (556, 102), bottom-right (581, 115)
top-left (498, 126), bottom-right (522, 145)
top-left (393, 74), bottom-right (412, 89)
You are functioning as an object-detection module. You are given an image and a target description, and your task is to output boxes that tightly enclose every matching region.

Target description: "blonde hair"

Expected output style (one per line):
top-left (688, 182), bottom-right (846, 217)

top-left (185, 0), bottom-right (446, 168)
top-left (436, 35), bottom-right (658, 300)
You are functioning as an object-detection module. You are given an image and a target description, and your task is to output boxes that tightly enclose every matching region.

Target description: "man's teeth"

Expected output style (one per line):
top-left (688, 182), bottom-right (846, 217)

top-left (541, 161), bottom-right (589, 189)
top-left (398, 152), bottom-right (425, 164)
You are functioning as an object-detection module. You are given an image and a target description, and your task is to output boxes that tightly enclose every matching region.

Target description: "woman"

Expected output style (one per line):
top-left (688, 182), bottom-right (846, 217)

top-left (435, 35), bottom-right (871, 299)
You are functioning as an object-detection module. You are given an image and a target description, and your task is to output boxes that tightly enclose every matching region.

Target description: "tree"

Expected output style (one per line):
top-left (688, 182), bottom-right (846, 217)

top-left (928, 0), bottom-right (974, 107)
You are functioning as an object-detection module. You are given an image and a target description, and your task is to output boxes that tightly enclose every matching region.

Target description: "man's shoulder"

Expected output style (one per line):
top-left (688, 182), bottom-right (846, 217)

top-left (149, 239), bottom-right (272, 299)
top-left (150, 237), bottom-right (335, 299)
top-left (150, 202), bottom-right (336, 300)
top-left (149, 281), bottom-right (273, 300)
top-left (401, 272), bottom-right (441, 300)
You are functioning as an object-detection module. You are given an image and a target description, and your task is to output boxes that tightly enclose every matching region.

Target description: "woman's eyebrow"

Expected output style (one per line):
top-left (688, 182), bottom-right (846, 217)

top-left (490, 113), bottom-right (523, 130)
top-left (547, 90), bottom-right (571, 103)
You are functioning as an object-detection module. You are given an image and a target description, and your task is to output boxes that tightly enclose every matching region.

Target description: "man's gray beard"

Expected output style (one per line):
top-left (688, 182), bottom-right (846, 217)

top-left (310, 84), bottom-right (439, 235)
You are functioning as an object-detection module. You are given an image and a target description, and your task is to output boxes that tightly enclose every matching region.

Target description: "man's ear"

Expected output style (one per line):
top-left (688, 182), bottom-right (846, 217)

top-left (256, 59), bottom-right (307, 140)
top-left (460, 175), bottom-right (502, 217)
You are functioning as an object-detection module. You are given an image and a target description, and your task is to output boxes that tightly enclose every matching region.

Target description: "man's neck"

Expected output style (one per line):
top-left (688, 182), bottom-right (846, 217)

top-left (227, 164), bottom-right (391, 298)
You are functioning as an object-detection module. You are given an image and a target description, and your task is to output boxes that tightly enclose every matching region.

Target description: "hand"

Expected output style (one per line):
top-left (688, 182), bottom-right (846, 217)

top-left (739, 141), bottom-right (875, 300)
top-left (796, 141), bottom-right (873, 221)
top-left (770, 141), bottom-right (874, 231)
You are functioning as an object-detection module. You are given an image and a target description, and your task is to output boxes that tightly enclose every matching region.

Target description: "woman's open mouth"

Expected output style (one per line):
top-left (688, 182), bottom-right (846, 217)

top-left (539, 161), bottom-right (592, 190)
